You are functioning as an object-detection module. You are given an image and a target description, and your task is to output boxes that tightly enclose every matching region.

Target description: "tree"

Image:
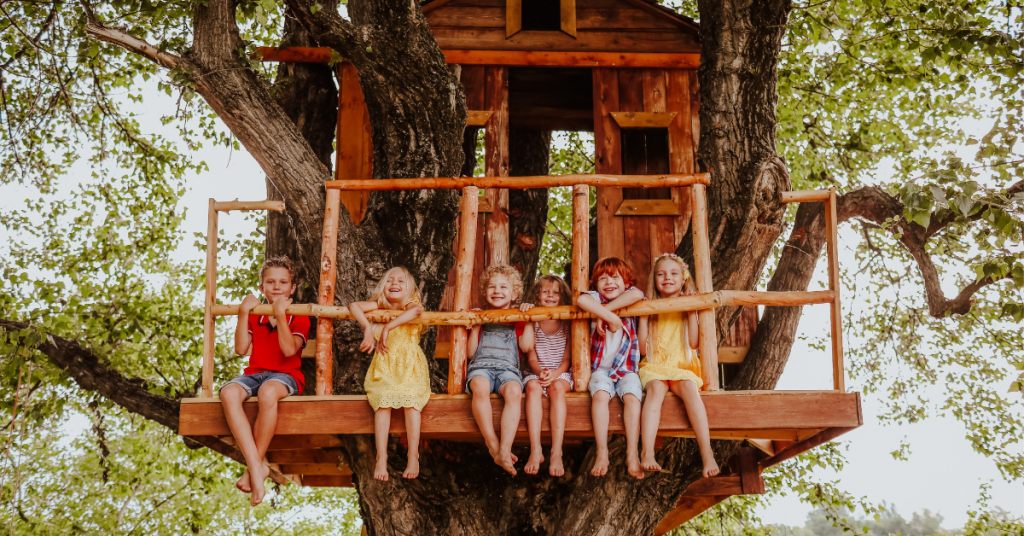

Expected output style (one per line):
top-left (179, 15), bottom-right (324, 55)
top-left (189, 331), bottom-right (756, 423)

top-left (1, 0), bottom-right (1021, 534)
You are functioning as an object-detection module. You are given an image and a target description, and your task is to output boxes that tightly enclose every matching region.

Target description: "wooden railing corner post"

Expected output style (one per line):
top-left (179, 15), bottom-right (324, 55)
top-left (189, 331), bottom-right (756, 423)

top-left (570, 184), bottom-right (591, 393)
top-left (690, 184), bottom-right (719, 391)
top-left (315, 188), bottom-right (342, 396)
top-left (202, 198), bottom-right (219, 398)
top-left (826, 187), bottom-right (845, 392)
top-left (449, 186), bottom-right (480, 395)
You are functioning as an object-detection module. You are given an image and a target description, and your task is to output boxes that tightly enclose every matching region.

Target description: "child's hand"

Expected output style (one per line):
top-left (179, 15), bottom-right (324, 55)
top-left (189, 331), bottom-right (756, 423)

top-left (272, 296), bottom-right (292, 317)
top-left (604, 315), bottom-right (623, 334)
top-left (518, 302), bottom-right (534, 312)
top-left (240, 294), bottom-right (260, 314)
top-left (360, 327), bottom-right (375, 353)
top-left (379, 325), bottom-right (392, 354)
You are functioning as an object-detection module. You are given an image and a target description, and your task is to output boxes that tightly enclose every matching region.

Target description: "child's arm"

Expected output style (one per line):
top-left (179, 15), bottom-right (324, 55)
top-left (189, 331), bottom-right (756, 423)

top-left (526, 348), bottom-right (544, 377)
top-left (638, 316), bottom-right (649, 356)
top-left (519, 322), bottom-right (535, 354)
top-left (271, 296), bottom-right (303, 357)
top-left (602, 287), bottom-right (645, 312)
top-left (379, 302), bottom-right (423, 353)
top-left (467, 310), bottom-right (482, 358)
top-left (234, 294), bottom-right (260, 355)
top-left (348, 301), bottom-right (380, 353)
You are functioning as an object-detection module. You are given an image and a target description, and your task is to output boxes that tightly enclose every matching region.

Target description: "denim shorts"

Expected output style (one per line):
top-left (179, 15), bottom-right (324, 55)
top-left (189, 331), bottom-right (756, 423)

top-left (221, 371), bottom-right (299, 398)
top-left (588, 369), bottom-right (642, 402)
top-left (466, 367), bottom-right (523, 395)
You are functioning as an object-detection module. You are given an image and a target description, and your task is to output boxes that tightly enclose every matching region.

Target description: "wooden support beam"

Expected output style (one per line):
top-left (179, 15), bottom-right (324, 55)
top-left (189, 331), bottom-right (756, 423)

top-left (718, 346), bottom-right (749, 364)
top-left (505, 0), bottom-right (521, 38)
top-left (654, 496), bottom-right (726, 535)
top-left (746, 438), bottom-right (775, 456)
top-left (737, 447), bottom-right (766, 494)
top-left (666, 69), bottom-right (694, 244)
top-left (690, 184), bottom-right (719, 390)
top-left (614, 199), bottom-right (681, 216)
top-left (610, 111), bottom-right (677, 128)
top-left (571, 184), bottom-right (591, 393)
top-left (681, 476), bottom-right (744, 496)
top-left (781, 189), bottom-right (830, 203)
top-left (301, 475), bottom-right (353, 487)
top-left (759, 426), bottom-right (859, 470)
top-left (315, 189), bottom-right (341, 395)
top-left (484, 66), bottom-right (510, 266)
top-left (202, 199), bottom-right (218, 398)
top-left (449, 187), bottom-right (479, 395)
top-left (212, 200), bottom-right (286, 213)
top-left (325, 173), bottom-right (710, 191)
top-left (466, 110), bottom-right (493, 126)
top-left (593, 68), bottom-right (624, 260)
top-left (560, 0), bottom-right (577, 37)
top-left (826, 187), bottom-right (845, 391)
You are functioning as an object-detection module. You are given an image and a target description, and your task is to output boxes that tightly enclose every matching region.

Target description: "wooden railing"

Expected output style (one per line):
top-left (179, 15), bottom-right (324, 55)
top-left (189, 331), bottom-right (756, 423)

top-left (198, 179), bottom-right (846, 398)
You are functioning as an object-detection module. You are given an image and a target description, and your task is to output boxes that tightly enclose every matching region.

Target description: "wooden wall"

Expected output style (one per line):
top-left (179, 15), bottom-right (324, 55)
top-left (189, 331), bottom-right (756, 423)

top-left (336, 63), bottom-right (372, 223)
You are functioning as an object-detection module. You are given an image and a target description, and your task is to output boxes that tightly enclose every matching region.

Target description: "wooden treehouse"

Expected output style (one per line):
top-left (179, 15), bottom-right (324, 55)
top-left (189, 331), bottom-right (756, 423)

top-left (179, 1), bottom-right (862, 532)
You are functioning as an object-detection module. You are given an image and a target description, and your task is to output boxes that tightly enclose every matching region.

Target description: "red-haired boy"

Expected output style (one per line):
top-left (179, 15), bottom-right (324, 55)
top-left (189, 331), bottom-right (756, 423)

top-left (576, 257), bottom-right (646, 479)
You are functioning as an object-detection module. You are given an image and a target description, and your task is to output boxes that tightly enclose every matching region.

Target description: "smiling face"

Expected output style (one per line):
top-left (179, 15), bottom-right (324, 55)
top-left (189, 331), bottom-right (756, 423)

top-left (654, 258), bottom-right (685, 298)
top-left (383, 270), bottom-right (409, 305)
top-left (595, 271), bottom-right (627, 301)
top-left (538, 280), bottom-right (564, 307)
top-left (485, 274), bottom-right (518, 309)
top-left (258, 266), bottom-right (296, 303)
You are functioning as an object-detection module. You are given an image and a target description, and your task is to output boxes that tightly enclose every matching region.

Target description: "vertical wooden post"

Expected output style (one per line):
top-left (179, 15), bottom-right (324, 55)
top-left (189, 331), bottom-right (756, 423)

top-left (570, 184), bottom-right (591, 393)
top-left (825, 187), bottom-right (845, 392)
top-left (593, 68), bottom-right (624, 260)
top-left (202, 199), bottom-right (218, 398)
top-left (315, 189), bottom-right (341, 396)
top-left (449, 186), bottom-right (480, 395)
top-left (690, 184), bottom-right (719, 391)
top-left (484, 66), bottom-right (509, 266)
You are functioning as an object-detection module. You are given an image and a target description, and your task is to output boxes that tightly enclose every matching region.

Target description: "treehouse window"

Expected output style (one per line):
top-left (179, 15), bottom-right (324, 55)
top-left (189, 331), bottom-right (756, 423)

top-left (507, 0), bottom-right (576, 38)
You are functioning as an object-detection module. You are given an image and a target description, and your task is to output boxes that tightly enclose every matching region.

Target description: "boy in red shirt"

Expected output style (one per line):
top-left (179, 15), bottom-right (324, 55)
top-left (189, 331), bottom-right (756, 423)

top-left (219, 256), bottom-right (310, 506)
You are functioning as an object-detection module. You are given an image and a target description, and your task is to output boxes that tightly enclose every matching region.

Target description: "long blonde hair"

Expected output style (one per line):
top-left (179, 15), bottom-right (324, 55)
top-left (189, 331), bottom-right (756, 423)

top-left (645, 254), bottom-right (695, 359)
top-left (369, 266), bottom-right (422, 310)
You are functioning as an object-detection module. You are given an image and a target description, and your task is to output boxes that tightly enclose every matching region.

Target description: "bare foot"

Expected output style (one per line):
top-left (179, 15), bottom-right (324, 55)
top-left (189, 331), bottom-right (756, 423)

top-left (374, 456), bottom-right (389, 482)
top-left (402, 456), bottom-right (419, 479)
top-left (494, 450), bottom-right (518, 476)
top-left (235, 470), bottom-right (251, 493)
top-left (590, 448), bottom-right (609, 477)
top-left (627, 455), bottom-right (645, 480)
top-left (640, 452), bottom-right (662, 473)
top-left (524, 451), bottom-right (544, 475)
top-left (549, 451), bottom-right (564, 477)
top-left (249, 463), bottom-right (270, 507)
top-left (702, 458), bottom-right (720, 478)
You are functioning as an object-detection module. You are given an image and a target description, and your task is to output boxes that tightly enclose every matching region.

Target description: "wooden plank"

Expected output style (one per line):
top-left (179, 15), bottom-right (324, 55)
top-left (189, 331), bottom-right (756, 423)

top-left (257, 47), bottom-right (702, 69)
top-left (718, 290), bottom-right (834, 307)
top-left (826, 188), bottom-right (845, 392)
top-left (325, 173), bottom-right (711, 190)
top-left (466, 110), bottom-right (493, 126)
top-left (690, 184), bottom-right (719, 391)
top-left (577, 8), bottom-right (680, 30)
top-left (420, 0), bottom-right (458, 13)
top-left (654, 496), bottom-right (726, 535)
top-left (618, 69), bottom-right (651, 289)
top-left (426, 6), bottom-right (505, 27)
top-left (746, 438), bottom-right (775, 457)
top-left (462, 65), bottom-right (486, 110)
top-left (266, 434), bottom-right (343, 451)
top-left (302, 475), bottom-right (353, 487)
top-left (280, 463), bottom-right (351, 476)
top-left (723, 306), bottom-right (758, 348)
top-left (687, 69), bottom-right (700, 162)
top-left (760, 425), bottom-right (860, 470)
top-left (449, 187), bottom-right (480, 394)
top-left (610, 111), bottom-right (676, 128)
top-left (506, 0), bottom-right (521, 37)
top-left (337, 63), bottom-right (370, 223)
top-left (179, 391), bottom-right (864, 438)
top-left (718, 346), bottom-right (748, 364)
top-left (484, 66), bottom-right (510, 265)
top-left (682, 475), bottom-right (744, 496)
top-left (666, 69), bottom-right (694, 244)
top-left (428, 28), bottom-right (701, 54)
top-left (738, 447), bottom-right (766, 494)
top-left (614, 199), bottom-right (681, 216)
top-left (782, 189), bottom-right (830, 203)
top-left (315, 189), bottom-right (340, 395)
top-left (202, 199), bottom-right (218, 398)
top-left (266, 449), bottom-right (343, 464)
top-left (641, 69), bottom-right (676, 265)
top-left (593, 68), bottom-right (624, 260)
top-left (213, 200), bottom-right (286, 213)
top-left (618, 0), bottom-right (701, 32)
top-left (560, 0), bottom-right (577, 37)
top-left (571, 184), bottom-right (591, 393)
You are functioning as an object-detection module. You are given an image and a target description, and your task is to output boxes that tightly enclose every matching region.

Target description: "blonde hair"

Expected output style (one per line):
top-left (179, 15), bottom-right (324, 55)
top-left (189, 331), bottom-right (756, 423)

top-left (645, 254), bottom-right (695, 358)
top-left (369, 266), bottom-right (422, 310)
top-left (479, 264), bottom-right (524, 304)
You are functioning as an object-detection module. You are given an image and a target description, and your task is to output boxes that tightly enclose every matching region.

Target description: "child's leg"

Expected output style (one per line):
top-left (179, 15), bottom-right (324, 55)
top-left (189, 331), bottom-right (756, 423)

top-left (249, 381), bottom-right (289, 505)
top-left (373, 407), bottom-right (392, 481)
top-left (221, 384), bottom-right (258, 493)
top-left (640, 380), bottom-right (668, 472)
top-left (402, 408), bottom-right (421, 479)
top-left (622, 391), bottom-right (644, 480)
top-left (547, 379), bottom-right (570, 477)
top-left (469, 376), bottom-right (500, 457)
top-left (496, 381), bottom-right (522, 476)
top-left (524, 380), bottom-right (545, 475)
top-left (590, 390), bottom-right (611, 477)
top-left (671, 380), bottom-right (719, 478)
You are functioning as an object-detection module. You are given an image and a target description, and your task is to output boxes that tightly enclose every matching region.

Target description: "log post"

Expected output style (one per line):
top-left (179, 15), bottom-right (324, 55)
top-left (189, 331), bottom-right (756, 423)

top-left (315, 188), bottom-right (341, 396)
top-left (570, 184), bottom-right (591, 392)
top-left (484, 66), bottom-right (509, 265)
top-left (825, 187), bottom-right (845, 391)
top-left (690, 184), bottom-right (719, 391)
top-left (202, 199), bottom-right (219, 398)
top-left (449, 186), bottom-right (480, 394)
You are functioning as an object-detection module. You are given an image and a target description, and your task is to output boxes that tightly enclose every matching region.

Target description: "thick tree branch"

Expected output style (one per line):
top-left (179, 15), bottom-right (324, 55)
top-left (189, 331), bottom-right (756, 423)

top-left (80, 4), bottom-right (181, 69)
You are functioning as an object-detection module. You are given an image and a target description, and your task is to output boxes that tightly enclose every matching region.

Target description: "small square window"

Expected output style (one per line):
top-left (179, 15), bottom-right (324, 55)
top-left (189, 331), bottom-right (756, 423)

top-left (507, 0), bottom-right (576, 38)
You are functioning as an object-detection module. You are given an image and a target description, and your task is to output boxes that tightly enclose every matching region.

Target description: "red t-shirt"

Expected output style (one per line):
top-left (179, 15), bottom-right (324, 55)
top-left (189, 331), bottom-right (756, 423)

top-left (245, 314), bottom-right (310, 393)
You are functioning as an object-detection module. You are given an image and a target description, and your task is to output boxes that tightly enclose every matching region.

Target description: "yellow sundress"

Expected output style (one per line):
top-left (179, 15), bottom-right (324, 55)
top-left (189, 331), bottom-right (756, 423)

top-left (363, 310), bottom-right (431, 412)
top-left (639, 311), bottom-right (703, 389)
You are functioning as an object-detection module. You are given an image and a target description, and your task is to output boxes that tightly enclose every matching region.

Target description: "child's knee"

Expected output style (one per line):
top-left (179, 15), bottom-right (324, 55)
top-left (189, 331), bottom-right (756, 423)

top-left (646, 380), bottom-right (667, 396)
top-left (220, 384), bottom-right (247, 403)
top-left (549, 381), bottom-right (568, 395)
top-left (501, 383), bottom-right (522, 401)
top-left (525, 381), bottom-right (543, 396)
top-left (591, 390), bottom-right (610, 404)
top-left (469, 377), bottom-right (490, 396)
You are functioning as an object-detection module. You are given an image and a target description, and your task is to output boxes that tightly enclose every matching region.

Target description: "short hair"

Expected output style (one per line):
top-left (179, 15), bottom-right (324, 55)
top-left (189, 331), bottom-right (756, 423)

top-left (369, 266), bottom-right (422, 310)
top-left (259, 256), bottom-right (297, 283)
top-left (479, 264), bottom-right (524, 302)
top-left (590, 257), bottom-right (636, 290)
top-left (526, 274), bottom-right (573, 307)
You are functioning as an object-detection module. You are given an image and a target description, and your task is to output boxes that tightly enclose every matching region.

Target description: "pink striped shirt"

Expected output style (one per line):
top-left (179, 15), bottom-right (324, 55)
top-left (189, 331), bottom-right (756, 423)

top-left (534, 322), bottom-right (568, 369)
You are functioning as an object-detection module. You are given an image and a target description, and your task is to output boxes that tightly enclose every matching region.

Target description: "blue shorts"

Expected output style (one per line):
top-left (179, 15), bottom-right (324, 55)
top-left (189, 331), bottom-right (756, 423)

top-left (588, 370), bottom-right (642, 402)
top-left (220, 371), bottom-right (299, 398)
top-left (466, 367), bottom-right (523, 395)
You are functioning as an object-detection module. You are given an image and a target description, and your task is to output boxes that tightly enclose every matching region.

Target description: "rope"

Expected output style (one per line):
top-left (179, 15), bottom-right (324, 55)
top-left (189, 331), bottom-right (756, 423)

top-left (0, 366), bottom-right (23, 504)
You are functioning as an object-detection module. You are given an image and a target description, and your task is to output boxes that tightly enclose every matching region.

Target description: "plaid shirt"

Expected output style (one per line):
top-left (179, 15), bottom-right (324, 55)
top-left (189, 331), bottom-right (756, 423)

top-left (587, 288), bottom-right (642, 380)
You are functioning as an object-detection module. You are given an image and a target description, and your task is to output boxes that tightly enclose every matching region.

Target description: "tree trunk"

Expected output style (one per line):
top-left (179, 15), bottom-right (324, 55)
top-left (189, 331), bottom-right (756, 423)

top-left (508, 128), bottom-right (551, 290)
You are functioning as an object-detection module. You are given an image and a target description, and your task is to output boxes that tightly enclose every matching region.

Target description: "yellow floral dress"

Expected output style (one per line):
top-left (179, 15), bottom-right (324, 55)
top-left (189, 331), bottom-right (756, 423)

top-left (639, 311), bottom-right (703, 389)
top-left (363, 306), bottom-right (431, 411)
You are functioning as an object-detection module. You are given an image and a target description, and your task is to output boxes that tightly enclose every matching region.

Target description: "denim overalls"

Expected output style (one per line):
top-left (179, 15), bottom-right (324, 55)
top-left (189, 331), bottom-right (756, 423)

top-left (465, 323), bottom-right (523, 394)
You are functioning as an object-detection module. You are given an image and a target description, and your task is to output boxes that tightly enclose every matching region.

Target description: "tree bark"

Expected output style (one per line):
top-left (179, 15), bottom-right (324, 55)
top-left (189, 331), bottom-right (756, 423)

top-left (508, 128), bottom-right (551, 289)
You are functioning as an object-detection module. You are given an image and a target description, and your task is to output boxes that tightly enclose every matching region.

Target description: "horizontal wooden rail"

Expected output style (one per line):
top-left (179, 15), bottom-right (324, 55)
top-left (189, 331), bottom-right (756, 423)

top-left (213, 290), bottom-right (835, 325)
top-left (324, 173), bottom-right (711, 191)
top-left (213, 200), bottom-right (286, 212)
top-left (780, 190), bottom-right (830, 203)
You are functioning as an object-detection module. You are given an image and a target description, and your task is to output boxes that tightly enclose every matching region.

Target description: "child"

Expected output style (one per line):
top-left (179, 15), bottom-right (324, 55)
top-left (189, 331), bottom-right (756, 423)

top-left (466, 264), bottom-right (527, 475)
top-left (220, 256), bottom-right (310, 506)
top-left (517, 275), bottom-right (573, 476)
top-left (349, 266), bottom-right (429, 482)
top-left (639, 253), bottom-right (719, 478)
top-left (576, 257), bottom-right (646, 479)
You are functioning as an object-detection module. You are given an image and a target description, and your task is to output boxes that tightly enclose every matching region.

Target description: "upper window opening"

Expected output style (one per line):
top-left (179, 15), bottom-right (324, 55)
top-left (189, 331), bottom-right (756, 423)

top-left (521, 0), bottom-right (561, 31)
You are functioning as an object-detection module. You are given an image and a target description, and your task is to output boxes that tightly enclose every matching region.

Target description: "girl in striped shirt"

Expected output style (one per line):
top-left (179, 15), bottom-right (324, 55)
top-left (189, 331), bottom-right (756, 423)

top-left (518, 275), bottom-right (573, 476)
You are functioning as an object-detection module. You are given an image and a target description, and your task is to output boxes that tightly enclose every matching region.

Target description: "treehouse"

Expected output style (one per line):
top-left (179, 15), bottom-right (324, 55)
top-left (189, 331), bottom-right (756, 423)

top-left (179, 1), bottom-right (862, 532)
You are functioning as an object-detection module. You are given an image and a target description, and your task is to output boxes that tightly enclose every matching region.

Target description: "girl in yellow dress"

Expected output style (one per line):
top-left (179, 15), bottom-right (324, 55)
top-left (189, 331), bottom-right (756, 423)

top-left (638, 254), bottom-right (719, 478)
top-left (349, 266), bottom-right (430, 482)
